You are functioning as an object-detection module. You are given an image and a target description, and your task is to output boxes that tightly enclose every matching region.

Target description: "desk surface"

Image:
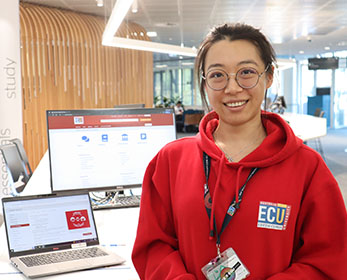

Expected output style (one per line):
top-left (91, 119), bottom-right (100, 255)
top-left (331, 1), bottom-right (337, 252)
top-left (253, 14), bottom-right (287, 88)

top-left (0, 152), bottom-right (140, 279)
top-left (280, 112), bottom-right (327, 141)
top-left (0, 208), bottom-right (140, 280)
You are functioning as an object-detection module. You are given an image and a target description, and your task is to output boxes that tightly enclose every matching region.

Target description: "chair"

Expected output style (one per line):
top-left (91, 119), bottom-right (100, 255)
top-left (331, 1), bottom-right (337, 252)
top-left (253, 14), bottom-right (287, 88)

top-left (0, 141), bottom-right (31, 194)
top-left (313, 107), bottom-right (322, 117)
top-left (10, 138), bottom-right (33, 177)
top-left (269, 95), bottom-right (287, 114)
top-left (183, 110), bottom-right (204, 132)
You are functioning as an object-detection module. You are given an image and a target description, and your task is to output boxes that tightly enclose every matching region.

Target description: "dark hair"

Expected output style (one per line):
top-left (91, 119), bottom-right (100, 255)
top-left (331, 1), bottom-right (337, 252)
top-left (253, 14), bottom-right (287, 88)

top-left (195, 23), bottom-right (277, 109)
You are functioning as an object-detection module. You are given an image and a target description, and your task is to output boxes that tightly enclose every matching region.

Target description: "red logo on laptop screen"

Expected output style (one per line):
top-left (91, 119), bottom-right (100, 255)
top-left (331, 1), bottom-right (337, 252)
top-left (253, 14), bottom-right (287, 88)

top-left (65, 210), bottom-right (90, 230)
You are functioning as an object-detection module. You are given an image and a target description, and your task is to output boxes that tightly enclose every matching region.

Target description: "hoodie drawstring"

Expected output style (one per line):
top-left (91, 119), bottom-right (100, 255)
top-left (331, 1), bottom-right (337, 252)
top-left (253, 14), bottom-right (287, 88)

top-left (209, 153), bottom-right (225, 239)
top-left (235, 166), bottom-right (244, 207)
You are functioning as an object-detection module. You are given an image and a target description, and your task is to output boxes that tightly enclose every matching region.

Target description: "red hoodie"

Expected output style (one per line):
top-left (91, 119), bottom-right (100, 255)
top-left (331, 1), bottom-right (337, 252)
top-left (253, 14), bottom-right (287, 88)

top-left (132, 111), bottom-right (347, 279)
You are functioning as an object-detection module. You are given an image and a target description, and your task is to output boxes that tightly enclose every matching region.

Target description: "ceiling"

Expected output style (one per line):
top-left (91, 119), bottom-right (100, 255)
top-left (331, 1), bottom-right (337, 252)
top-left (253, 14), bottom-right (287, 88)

top-left (20, 0), bottom-right (347, 61)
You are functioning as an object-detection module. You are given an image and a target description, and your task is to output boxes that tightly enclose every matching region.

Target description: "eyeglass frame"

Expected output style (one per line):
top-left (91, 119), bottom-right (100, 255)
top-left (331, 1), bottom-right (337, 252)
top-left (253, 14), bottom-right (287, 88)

top-left (201, 64), bottom-right (271, 91)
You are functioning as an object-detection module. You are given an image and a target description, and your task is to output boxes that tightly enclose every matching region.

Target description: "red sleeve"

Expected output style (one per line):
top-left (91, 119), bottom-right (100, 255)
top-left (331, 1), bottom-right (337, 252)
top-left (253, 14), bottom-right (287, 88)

top-left (131, 153), bottom-right (197, 280)
top-left (267, 160), bottom-right (347, 279)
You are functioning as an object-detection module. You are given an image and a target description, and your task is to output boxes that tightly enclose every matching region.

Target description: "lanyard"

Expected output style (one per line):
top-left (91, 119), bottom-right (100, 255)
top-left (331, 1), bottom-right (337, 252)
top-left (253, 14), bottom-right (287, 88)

top-left (203, 152), bottom-right (259, 256)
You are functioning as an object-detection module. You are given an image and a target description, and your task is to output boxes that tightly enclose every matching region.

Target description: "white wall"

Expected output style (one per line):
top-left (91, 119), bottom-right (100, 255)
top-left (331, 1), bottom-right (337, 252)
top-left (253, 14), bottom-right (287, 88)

top-left (0, 0), bottom-right (23, 202)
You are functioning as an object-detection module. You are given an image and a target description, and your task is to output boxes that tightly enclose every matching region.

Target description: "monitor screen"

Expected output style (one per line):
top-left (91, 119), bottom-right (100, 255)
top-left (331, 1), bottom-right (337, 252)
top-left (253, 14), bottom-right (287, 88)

top-left (46, 108), bottom-right (176, 192)
top-left (308, 57), bottom-right (339, 70)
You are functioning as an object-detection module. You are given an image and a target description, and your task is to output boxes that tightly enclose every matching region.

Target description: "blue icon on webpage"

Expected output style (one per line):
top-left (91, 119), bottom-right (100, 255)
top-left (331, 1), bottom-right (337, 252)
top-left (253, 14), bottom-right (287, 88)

top-left (82, 136), bottom-right (90, 142)
top-left (122, 134), bottom-right (128, 141)
top-left (140, 133), bottom-right (147, 140)
top-left (102, 134), bottom-right (108, 142)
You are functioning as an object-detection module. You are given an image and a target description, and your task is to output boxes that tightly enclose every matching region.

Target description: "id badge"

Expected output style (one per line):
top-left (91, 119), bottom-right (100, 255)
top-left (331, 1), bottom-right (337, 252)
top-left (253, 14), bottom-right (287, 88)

top-left (201, 248), bottom-right (250, 280)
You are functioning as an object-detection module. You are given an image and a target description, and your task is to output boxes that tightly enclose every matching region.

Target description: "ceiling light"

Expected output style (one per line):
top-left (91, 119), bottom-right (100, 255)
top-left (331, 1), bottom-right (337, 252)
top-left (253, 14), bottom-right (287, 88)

top-left (324, 46), bottom-right (331, 50)
top-left (301, 26), bottom-right (308, 37)
top-left (181, 62), bottom-right (194, 66)
top-left (96, 0), bottom-right (103, 7)
top-left (272, 37), bottom-right (283, 44)
top-left (105, 37), bottom-right (197, 57)
top-left (146, 31), bottom-right (157, 37)
top-left (299, 50), bottom-right (304, 54)
top-left (103, 0), bottom-right (134, 40)
top-left (102, 0), bottom-right (197, 57)
top-left (276, 59), bottom-right (296, 70)
top-left (131, 0), bottom-right (138, 13)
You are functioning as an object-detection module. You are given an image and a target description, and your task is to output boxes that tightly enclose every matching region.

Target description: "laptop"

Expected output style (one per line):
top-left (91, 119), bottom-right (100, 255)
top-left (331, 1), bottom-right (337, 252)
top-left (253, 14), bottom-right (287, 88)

top-left (1, 192), bottom-right (125, 278)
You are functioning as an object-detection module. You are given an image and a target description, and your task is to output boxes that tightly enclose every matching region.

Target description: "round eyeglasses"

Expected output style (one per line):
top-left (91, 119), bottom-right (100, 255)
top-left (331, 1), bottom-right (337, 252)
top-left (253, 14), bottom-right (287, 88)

top-left (202, 64), bottom-right (270, 91)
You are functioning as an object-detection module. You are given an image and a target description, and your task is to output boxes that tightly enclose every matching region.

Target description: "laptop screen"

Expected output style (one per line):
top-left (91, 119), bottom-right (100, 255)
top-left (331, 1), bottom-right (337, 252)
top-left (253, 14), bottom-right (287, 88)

top-left (2, 193), bottom-right (98, 257)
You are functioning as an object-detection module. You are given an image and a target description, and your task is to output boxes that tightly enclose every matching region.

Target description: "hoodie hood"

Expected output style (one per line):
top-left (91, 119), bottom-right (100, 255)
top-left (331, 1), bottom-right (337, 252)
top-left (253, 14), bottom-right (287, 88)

top-left (197, 110), bottom-right (303, 168)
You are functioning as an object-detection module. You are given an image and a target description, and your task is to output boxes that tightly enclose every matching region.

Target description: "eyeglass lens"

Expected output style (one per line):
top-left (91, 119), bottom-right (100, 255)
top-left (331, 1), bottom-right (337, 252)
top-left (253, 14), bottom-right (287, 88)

top-left (206, 67), bottom-right (260, 90)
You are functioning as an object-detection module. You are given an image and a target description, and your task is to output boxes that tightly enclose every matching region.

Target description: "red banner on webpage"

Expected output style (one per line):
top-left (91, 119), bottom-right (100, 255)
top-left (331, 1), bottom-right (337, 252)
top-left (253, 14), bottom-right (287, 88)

top-left (10, 223), bottom-right (30, 228)
top-left (48, 114), bottom-right (173, 129)
top-left (65, 210), bottom-right (90, 230)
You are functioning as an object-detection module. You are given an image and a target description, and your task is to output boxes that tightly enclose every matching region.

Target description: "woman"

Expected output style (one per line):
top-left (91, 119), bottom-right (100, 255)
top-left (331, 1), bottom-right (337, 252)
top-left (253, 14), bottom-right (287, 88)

top-left (132, 23), bottom-right (347, 279)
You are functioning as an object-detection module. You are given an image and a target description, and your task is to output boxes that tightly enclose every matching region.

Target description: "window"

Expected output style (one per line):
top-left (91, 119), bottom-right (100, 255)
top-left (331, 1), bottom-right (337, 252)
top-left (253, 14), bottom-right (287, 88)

top-left (153, 61), bottom-right (201, 108)
top-left (316, 69), bottom-right (332, 88)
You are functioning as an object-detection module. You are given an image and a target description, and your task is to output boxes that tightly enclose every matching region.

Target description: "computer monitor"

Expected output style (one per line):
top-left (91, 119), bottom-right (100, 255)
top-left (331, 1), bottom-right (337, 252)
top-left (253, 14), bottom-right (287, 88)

top-left (46, 108), bottom-right (176, 193)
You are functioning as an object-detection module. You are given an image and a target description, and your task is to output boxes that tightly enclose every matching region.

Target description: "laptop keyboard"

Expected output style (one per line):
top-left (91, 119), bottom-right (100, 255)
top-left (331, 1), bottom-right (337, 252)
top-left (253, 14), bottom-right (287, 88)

top-left (20, 247), bottom-right (108, 267)
top-left (92, 194), bottom-right (141, 210)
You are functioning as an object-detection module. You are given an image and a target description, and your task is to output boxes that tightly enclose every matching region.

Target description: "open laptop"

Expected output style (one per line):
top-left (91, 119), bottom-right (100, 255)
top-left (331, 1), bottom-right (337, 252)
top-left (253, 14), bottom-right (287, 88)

top-left (1, 192), bottom-right (125, 278)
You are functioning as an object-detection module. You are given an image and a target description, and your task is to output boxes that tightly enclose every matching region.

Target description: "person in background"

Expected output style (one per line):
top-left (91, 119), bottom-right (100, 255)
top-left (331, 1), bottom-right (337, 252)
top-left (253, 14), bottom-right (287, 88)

top-left (174, 101), bottom-right (185, 132)
top-left (132, 23), bottom-right (347, 279)
top-left (174, 100), bottom-right (185, 116)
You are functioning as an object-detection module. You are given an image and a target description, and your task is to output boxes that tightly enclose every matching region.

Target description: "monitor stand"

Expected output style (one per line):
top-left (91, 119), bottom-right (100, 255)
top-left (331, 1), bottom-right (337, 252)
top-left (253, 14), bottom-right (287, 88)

top-left (90, 188), bottom-right (141, 210)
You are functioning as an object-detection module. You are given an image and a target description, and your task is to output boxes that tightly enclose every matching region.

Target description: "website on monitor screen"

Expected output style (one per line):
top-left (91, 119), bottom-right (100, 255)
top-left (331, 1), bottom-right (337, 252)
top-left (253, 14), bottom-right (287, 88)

top-left (47, 109), bottom-right (176, 192)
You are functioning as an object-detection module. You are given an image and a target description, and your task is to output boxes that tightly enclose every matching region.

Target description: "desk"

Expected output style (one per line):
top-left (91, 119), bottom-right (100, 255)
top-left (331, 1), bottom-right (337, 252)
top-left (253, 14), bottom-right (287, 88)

top-left (0, 152), bottom-right (140, 280)
top-left (279, 112), bottom-right (327, 141)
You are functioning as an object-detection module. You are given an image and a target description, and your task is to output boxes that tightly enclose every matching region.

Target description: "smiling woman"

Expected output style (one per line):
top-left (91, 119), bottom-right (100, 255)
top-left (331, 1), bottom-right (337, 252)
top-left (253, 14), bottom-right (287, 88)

top-left (131, 23), bottom-right (347, 280)
top-left (197, 28), bottom-right (275, 161)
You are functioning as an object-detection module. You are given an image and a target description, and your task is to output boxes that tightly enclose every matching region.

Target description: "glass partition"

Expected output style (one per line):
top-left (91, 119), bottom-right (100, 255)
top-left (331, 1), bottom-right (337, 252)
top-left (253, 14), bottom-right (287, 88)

top-left (334, 68), bottom-right (347, 128)
top-left (300, 63), bottom-right (315, 114)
